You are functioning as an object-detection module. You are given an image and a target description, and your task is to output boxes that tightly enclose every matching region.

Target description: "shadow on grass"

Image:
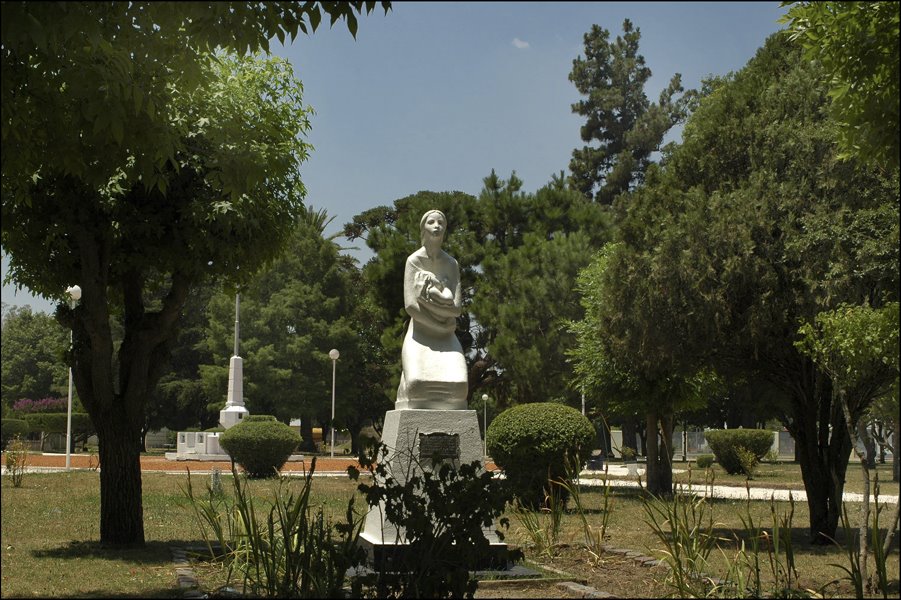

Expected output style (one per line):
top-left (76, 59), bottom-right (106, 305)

top-left (31, 539), bottom-right (207, 564)
top-left (46, 587), bottom-right (194, 599)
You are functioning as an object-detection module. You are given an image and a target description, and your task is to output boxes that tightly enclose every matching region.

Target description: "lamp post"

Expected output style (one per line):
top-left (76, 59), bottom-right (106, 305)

top-left (481, 393), bottom-right (489, 459)
top-left (65, 285), bottom-right (81, 471)
top-left (328, 349), bottom-right (339, 459)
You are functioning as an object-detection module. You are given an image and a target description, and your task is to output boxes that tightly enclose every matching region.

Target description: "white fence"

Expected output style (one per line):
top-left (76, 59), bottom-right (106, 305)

top-left (608, 429), bottom-right (796, 459)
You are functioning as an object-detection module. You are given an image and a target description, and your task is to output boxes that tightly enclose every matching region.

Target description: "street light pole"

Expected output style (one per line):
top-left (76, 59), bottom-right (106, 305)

top-left (482, 394), bottom-right (489, 459)
top-left (65, 285), bottom-right (81, 471)
top-left (329, 349), bottom-right (340, 459)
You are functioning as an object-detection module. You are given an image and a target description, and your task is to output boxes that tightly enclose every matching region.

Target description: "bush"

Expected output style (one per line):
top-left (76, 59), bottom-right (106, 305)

top-left (703, 429), bottom-right (774, 476)
top-left (11, 397), bottom-right (67, 414)
top-left (23, 412), bottom-right (93, 434)
top-left (219, 415), bottom-right (301, 478)
top-left (487, 402), bottom-right (595, 507)
top-left (695, 454), bottom-right (716, 469)
top-left (5, 436), bottom-right (29, 487)
top-left (1, 419), bottom-right (30, 448)
top-left (352, 444), bottom-right (519, 597)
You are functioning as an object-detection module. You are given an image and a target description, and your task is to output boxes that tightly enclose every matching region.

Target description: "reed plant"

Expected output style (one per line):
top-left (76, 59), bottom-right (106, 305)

top-left (641, 468), bottom-right (724, 597)
top-left (549, 454), bottom-right (614, 563)
top-left (183, 457), bottom-right (365, 598)
top-left (643, 472), bottom-right (830, 598)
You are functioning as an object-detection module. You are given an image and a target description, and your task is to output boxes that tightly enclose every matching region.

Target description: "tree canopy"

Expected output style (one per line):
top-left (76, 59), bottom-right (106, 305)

top-left (568, 19), bottom-right (693, 204)
top-left (1, 304), bottom-right (70, 407)
top-left (0, 1), bottom-right (390, 547)
top-left (199, 208), bottom-right (391, 451)
top-left (345, 172), bottom-right (611, 410)
top-left (571, 31), bottom-right (898, 540)
top-left (780, 1), bottom-right (900, 172)
top-left (1, 2), bottom-right (391, 209)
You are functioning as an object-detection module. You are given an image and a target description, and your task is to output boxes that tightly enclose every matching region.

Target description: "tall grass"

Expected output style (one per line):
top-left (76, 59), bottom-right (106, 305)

top-left (509, 453), bottom-right (615, 563)
top-left (182, 457), bottom-right (365, 598)
top-left (640, 469), bottom-right (833, 598)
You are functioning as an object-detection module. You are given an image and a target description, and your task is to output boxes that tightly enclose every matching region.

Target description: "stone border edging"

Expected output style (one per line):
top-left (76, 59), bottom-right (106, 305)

top-left (171, 546), bottom-right (204, 598)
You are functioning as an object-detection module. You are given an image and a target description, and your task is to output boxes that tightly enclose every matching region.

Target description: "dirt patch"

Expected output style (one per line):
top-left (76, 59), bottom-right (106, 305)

top-left (506, 546), bottom-right (671, 598)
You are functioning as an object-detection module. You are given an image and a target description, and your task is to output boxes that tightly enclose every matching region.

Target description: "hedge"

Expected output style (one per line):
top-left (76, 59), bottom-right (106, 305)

top-left (704, 429), bottom-right (774, 476)
top-left (23, 412), bottom-right (94, 434)
top-left (1, 419), bottom-right (31, 448)
top-left (487, 402), bottom-right (595, 507)
top-left (219, 415), bottom-right (301, 478)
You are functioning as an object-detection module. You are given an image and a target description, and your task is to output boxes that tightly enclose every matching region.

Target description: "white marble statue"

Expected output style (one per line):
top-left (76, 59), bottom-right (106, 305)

top-left (395, 209), bottom-right (468, 409)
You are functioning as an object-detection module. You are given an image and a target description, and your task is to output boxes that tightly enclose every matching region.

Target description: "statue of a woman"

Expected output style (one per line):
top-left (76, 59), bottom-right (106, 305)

top-left (395, 209), bottom-right (468, 409)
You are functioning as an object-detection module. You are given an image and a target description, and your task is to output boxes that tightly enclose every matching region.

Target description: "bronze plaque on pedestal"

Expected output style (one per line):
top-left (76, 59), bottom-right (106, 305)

top-left (418, 432), bottom-right (460, 460)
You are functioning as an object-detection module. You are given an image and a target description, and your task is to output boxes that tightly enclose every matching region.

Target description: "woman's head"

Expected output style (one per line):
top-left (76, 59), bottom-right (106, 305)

top-left (419, 209), bottom-right (447, 246)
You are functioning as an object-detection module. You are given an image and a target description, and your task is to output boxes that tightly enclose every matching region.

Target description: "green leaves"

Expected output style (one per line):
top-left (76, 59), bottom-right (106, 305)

top-left (780, 2), bottom-right (900, 172)
top-left (568, 20), bottom-right (692, 204)
top-left (795, 303), bottom-right (899, 393)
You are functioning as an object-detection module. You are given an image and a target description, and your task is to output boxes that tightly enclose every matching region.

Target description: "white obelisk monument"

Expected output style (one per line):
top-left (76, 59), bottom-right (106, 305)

top-left (220, 294), bottom-right (249, 429)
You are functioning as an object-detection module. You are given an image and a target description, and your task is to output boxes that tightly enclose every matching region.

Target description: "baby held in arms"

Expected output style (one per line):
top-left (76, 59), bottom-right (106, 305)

top-left (418, 270), bottom-right (454, 305)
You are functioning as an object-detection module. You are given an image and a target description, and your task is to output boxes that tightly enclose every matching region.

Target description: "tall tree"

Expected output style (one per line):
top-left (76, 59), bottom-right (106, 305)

top-left (344, 173), bottom-right (610, 410)
top-left (780, 1), bottom-right (900, 172)
top-left (469, 174), bottom-right (610, 406)
top-left (568, 19), bottom-right (693, 204)
top-left (145, 282), bottom-right (221, 449)
top-left (569, 242), bottom-right (720, 495)
top-left (796, 302), bottom-right (900, 581)
top-left (584, 33), bottom-right (898, 542)
top-left (1, 2), bottom-right (390, 547)
top-left (199, 208), bottom-right (388, 453)
top-left (1, 305), bottom-right (69, 407)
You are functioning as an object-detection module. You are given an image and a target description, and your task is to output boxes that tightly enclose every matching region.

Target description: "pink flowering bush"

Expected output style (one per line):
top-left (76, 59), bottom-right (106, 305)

top-left (12, 397), bottom-right (67, 414)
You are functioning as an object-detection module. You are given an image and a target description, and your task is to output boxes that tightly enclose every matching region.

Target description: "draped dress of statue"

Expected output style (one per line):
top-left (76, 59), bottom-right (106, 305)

top-left (395, 210), bottom-right (469, 410)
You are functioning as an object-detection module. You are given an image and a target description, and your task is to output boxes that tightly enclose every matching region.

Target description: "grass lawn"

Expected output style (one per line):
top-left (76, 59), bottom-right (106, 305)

top-left (2, 466), bottom-right (898, 598)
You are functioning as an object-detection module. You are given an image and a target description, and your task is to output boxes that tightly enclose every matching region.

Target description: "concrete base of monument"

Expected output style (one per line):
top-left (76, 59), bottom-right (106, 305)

top-left (358, 531), bottom-right (515, 571)
top-left (358, 408), bottom-right (511, 571)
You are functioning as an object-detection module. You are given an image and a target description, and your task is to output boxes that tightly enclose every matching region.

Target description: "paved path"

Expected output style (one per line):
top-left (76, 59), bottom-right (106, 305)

top-left (579, 466), bottom-right (899, 504)
top-left (3, 453), bottom-right (896, 504)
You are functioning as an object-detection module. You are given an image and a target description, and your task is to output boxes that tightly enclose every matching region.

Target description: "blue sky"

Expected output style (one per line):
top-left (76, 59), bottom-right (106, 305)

top-left (1, 1), bottom-right (787, 314)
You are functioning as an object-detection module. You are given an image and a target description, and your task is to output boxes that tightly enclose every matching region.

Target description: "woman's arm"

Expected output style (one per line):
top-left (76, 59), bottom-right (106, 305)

top-left (403, 256), bottom-right (456, 333)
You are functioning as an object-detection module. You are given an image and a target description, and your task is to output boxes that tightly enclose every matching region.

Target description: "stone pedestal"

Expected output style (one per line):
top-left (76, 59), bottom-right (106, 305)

top-left (359, 409), bottom-right (509, 570)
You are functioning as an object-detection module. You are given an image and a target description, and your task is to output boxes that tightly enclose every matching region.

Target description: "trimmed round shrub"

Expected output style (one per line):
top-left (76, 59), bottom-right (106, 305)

top-left (1, 419), bottom-right (31, 448)
top-left (219, 415), bottom-right (301, 478)
top-left (703, 429), bottom-right (774, 476)
top-left (487, 402), bottom-right (595, 507)
top-left (695, 454), bottom-right (716, 469)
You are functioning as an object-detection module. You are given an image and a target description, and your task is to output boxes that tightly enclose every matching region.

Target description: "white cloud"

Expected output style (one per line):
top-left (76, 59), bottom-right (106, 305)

top-left (511, 38), bottom-right (530, 50)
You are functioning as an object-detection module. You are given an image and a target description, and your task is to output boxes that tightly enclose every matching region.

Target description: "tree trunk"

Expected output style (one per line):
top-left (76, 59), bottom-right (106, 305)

top-left (840, 389), bottom-right (871, 591)
top-left (644, 408), bottom-right (673, 497)
top-left (621, 416), bottom-right (638, 454)
top-left (97, 414), bottom-right (145, 546)
top-left (65, 241), bottom-right (192, 547)
top-left (598, 419), bottom-right (612, 455)
top-left (299, 415), bottom-right (316, 453)
top-left (787, 376), bottom-right (852, 545)
top-left (860, 420), bottom-right (876, 469)
top-left (348, 421), bottom-right (363, 455)
top-left (894, 417), bottom-right (900, 483)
